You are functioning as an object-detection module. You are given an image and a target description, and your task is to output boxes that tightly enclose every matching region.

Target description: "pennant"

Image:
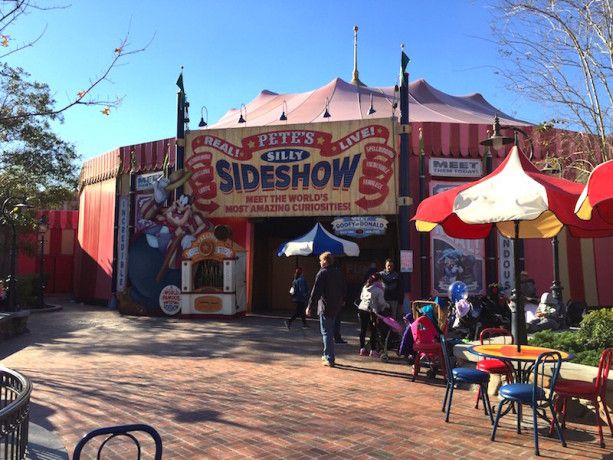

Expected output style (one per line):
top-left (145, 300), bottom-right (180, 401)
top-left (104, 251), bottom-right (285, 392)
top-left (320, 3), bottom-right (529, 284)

top-left (400, 50), bottom-right (410, 86)
top-left (176, 73), bottom-right (184, 93)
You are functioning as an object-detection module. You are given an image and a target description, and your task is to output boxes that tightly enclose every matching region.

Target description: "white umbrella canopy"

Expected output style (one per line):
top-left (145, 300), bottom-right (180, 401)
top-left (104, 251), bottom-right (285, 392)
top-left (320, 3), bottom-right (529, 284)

top-left (277, 223), bottom-right (360, 257)
top-left (415, 146), bottom-right (613, 239)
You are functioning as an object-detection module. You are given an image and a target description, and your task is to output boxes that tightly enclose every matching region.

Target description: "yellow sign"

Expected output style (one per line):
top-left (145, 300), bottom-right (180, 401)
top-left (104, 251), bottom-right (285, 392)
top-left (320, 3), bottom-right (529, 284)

top-left (184, 119), bottom-right (398, 217)
top-left (182, 231), bottom-right (236, 261)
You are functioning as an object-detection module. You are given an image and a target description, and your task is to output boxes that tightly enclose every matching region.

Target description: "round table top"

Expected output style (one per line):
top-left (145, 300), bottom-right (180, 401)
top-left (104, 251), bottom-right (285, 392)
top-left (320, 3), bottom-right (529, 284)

top-left (469, 344), bottom-right (572, 362)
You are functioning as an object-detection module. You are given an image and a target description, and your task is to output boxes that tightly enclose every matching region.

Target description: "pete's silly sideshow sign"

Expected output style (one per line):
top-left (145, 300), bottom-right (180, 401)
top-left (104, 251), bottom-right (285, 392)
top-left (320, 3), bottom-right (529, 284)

top-left (184, 120), bottom-right (398, 217)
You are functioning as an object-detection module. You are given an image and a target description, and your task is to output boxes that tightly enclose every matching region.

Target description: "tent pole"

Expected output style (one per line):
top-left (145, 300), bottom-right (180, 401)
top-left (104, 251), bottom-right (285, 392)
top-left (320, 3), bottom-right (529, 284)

top-left (510, 220), bottom-right (527, 350)
top-left (398, 52), bottom-right (412, 307)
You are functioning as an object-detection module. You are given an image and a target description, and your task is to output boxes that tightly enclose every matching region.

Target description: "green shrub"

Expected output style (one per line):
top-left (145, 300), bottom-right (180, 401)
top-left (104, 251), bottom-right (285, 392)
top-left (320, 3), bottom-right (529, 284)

top-left (529, 308), bottom-right (612, 367)
top-left (15, 274), bottom-right (41, 307)
top-left (578, 308), bottom-right (613, 349)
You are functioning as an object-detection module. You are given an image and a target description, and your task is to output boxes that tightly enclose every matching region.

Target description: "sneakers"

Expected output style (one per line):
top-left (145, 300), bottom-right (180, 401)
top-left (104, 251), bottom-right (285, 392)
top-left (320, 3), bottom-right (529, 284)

top-left (321, 356), bottom-right (335, 367)
top-left (284, 320), bottom-right (291, 330)
top-left (359, 348), bottom-right (368, 356)
top-left (334, 338), bottom-right (348, 344)
top-left (369, 350), bottom-right (380, 358)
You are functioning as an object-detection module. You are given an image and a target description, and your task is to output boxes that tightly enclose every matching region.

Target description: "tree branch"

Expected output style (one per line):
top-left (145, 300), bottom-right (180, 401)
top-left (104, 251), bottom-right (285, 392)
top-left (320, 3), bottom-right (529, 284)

top-left (0, 32), bottom-right (154, 122)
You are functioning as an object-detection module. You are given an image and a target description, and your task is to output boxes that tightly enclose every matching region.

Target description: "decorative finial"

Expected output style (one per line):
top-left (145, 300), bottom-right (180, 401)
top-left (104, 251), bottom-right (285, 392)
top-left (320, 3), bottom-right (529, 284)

top-left (351, 25), bottom-right (365, 86)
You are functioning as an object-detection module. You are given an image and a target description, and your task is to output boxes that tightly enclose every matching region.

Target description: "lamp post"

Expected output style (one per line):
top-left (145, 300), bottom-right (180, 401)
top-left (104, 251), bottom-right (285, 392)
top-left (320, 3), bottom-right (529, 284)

top-left (540, 158), bottom-right (564, 305)
top-left (1, 196), bottom-right (31, 311)
top-left (480, 116), bottom-right (532, 346)
top-left (37, 214), bottom-right (48, 307)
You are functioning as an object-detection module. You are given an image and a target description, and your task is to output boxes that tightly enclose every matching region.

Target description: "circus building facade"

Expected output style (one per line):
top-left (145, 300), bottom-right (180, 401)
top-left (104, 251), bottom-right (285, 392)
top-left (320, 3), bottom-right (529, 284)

top-left (75, 52), bottom-right (613, 316)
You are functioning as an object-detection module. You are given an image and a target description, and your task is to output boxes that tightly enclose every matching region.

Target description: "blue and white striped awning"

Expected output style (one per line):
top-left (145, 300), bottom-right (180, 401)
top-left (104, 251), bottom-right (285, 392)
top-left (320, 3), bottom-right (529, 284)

top-left (277, 223), bottom-right (360, 257)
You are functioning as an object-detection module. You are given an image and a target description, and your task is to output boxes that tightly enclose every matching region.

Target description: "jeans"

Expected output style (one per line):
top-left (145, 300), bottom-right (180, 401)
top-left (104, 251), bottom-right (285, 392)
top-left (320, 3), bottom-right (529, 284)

top-left (334, 312), bottom-right (342, 340)
top-left (320, 314), bottom-right (335, 363)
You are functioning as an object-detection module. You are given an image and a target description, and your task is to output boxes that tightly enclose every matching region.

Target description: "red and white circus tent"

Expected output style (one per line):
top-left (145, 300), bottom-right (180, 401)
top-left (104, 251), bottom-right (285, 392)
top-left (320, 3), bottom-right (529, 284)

top-left (77, 76), bottom-right (613, 305)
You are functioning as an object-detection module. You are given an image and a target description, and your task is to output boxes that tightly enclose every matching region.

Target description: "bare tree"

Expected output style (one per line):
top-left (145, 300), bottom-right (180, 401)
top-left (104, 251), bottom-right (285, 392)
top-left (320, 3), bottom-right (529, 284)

top-left (0, 0), bottom-right (152, 121)
top-left (493, 0), bottom-right (612, 176)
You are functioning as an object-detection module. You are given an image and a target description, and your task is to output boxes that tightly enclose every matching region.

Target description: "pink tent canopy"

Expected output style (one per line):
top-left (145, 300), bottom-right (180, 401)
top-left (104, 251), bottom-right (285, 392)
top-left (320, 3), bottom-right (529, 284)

top-left (208, 78), bottom-right (529, 129)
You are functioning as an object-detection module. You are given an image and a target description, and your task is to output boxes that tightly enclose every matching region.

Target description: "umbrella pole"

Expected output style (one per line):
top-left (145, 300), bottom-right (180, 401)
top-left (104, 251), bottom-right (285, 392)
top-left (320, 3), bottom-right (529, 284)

top-left (510, 220), bottom-right (527, 351)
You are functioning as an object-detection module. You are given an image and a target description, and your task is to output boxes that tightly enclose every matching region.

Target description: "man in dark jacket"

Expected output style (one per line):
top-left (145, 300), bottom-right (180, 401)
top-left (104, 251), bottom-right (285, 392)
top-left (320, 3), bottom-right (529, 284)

top-left (307, 251), bottom-right (346, 367)
top-left (379, 258), bottom-right (402, 320)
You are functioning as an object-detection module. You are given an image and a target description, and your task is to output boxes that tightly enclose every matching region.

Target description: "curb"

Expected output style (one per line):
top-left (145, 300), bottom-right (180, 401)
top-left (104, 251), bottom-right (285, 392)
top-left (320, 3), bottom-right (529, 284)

top-left (25, 304), bottom-right (63, 314)
top-left (26, 422), bottom-right (68, 460)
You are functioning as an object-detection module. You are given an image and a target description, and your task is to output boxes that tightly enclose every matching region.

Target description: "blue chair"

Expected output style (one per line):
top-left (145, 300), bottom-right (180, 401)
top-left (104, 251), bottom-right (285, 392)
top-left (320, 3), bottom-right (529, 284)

top-left (440, 335), bottom-right (494, 423)
top-left (491, 351), bottom-right (566, 456)
top-left (73, 423), bottom-right (163, 459)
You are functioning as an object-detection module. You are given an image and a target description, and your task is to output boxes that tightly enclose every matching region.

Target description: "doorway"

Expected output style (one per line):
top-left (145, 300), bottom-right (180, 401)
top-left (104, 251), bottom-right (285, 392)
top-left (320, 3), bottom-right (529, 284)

top-left (250, 217), bottom-right (398, 312)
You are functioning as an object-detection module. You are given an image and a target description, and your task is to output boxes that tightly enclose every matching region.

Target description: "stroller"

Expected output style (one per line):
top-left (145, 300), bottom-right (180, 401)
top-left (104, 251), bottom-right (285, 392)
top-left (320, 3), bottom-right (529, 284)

top-left (370, 310), bottom-right (407, 362)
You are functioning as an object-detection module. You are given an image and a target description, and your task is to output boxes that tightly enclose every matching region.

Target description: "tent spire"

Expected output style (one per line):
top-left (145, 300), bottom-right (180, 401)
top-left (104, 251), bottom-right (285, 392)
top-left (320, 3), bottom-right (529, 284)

top-left (351, 25), bottom-right (366, 87)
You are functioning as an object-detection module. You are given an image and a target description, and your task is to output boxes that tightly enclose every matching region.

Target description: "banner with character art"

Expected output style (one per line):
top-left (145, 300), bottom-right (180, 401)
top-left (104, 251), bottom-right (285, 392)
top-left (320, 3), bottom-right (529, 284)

top-left (430, 181), bottom-right (485, 296)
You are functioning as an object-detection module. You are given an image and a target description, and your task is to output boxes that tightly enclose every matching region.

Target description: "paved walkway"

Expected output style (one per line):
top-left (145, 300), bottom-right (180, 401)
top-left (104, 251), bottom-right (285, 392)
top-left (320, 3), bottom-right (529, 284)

top-left (2, 300), bottom-right (610, 459)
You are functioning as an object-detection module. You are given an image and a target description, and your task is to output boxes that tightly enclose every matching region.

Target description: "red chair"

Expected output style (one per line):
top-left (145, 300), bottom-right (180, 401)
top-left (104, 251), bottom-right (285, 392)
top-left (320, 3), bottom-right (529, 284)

top-left (475, 328), bottom-right (515, 409)
top-left (411, 315), bottom-right (446, 381)
top-left (550, 348), bottom-right (612, 448)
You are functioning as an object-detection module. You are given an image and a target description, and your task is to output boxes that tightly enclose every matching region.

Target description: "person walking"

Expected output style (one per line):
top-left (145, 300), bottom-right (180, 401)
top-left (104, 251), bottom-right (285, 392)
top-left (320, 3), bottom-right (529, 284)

top-left (379, 258), bottom-right (402, 321)
top-left (306, 251), bottom-right (346, 367)
top-left (357, 273), bottom-right (389, 358)
top-left (285, 267), bottom-right (309, 329)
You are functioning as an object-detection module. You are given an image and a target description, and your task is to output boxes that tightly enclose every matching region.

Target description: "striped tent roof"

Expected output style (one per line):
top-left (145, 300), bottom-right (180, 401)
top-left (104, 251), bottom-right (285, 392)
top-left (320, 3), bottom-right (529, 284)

top-left (209, 78), bottom-right (528, 128)
top-left (80, 78), bottom-right (590, 186)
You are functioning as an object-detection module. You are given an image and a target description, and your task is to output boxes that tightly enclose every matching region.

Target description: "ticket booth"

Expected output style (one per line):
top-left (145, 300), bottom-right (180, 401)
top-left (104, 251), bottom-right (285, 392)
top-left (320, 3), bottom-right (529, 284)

top-left (180, 231), bottom-right (246, 316)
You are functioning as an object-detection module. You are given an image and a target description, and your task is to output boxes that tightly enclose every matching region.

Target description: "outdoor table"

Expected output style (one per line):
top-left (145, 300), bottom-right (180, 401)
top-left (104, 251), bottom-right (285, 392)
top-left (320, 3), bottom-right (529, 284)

top-left (468, 344), bottom-right (573, 384)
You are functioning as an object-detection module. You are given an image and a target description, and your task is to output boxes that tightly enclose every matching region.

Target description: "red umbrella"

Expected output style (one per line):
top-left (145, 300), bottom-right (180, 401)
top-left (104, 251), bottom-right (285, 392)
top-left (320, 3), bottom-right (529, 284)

top-left (414, 147), bottom-right (612, 238)
top-left (575, 160), bottom-right (613, 225)
top-left (412, 146), bottom-right (613, 347)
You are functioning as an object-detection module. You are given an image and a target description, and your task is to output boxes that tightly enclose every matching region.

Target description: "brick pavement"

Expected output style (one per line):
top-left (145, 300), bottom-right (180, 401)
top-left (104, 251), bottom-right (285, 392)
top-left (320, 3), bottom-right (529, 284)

top-left (1, 301), bottom-right (610, 459)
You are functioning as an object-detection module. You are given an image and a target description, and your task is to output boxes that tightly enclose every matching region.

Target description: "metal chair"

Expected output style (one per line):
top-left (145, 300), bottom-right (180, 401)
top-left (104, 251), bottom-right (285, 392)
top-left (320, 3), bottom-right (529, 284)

top-left (440, 335), bottom-right (493, 423)
top-left (73, 423), bottom-right (162, 460)
top-left (475, 328), bottom-right (515, 410)
top-left (491, 351), bottom-right (566, 456)
top-left (550, 348), bottom-right (612, 448)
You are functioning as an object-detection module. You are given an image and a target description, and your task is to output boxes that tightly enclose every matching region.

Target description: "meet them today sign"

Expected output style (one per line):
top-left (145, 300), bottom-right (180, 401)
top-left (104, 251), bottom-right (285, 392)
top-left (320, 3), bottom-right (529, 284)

top-left (429, 158), bottom-right (483, 178)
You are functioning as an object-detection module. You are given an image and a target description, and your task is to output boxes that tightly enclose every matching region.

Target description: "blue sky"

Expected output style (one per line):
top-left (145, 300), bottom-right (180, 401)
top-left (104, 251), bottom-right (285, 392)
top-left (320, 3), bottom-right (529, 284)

top-left (5, 1), bottom-right (548, 161)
